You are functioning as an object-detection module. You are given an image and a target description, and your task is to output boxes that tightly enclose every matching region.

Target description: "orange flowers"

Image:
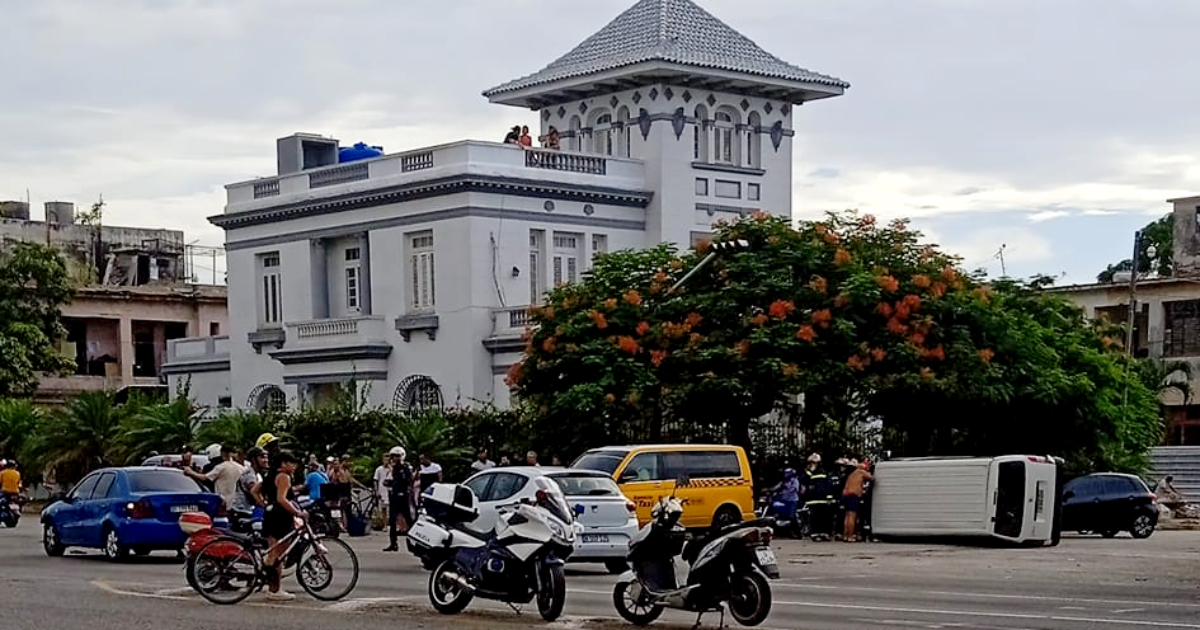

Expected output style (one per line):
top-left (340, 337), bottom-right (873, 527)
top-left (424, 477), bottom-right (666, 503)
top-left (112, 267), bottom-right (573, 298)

top-left (604, 298), bottom-right (618, 310)
top-left (541, 337), bottom-right (557, 354)
top-left (876, 275), bottom-right (900, 293)
top-left (894, 302), bottom-right (911, 320)
top-left (978, 348), bottom-right (995, 364)
top-left (919, 367), bottom-right (935, 381)
top-left (796, 325), bottom-right (816, 342)
top-left (504, 361), bottom-right (523, 387)
top-left (834, 248), bottom-right (853, 265)
top-left (909, 332), bottom-right (926, 346)
top-left (847, 355), bottom-right (866, 371)
top-left (833, 293), bottom-right (851, 308)
top-left (930, 282), bottom-right (947, 298)
top-left (941, 266), bottom-right (958, 282)
top-left (636, 321), bottom-right (651, 336)
top-left (750, 313), bottom-right (769, 327)
top-left (871, 348), bottom-right (888, 362)
top-left (735, 340), bottom-right (752, 356)
top-left (589, 310), bottom-right (609, 330)
top-left (876, 302), bottom-right (894, 318)
top-left (781, 363), bottom-right (800, 377)
top-left (694, 238), bottom-right (712, 253)
top-left (912, 274), bottom-right (931, 288)
top-left (769, 300), bottom-right (796, 319)
top-left (901, 294), bottom-right (922, 311)
top-left (887, 318), bottom-right (908, 335)
top-left (605, 393), bottom-right (616, 403)
top-left (685, 312), bottom-right (703, 328)
top-left (973, 286), bottom-right (993, 301)
top-left (920, 345), bottom-right (946, 361)
top-left (663, 322), bottom-right (690, 339)
top-left (617, 336), bottom-right (640, 355)
top-left (624, 290), bottom-right (643, 307)
top-left (650, 350), bottom-right (668, 367)
top-left (812, 309), bottom-right (833, 328)
top-left (809, 276), bottom-right (828, 294)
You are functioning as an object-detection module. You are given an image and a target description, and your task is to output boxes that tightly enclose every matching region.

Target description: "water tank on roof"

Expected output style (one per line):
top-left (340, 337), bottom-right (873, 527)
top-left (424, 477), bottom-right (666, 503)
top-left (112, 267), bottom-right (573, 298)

top-left (0, 201), bottom-right (30, 221)
top-left (338, 142), bottom-right (384, 163)
top-left (45, 201), bottom-right (75, 225)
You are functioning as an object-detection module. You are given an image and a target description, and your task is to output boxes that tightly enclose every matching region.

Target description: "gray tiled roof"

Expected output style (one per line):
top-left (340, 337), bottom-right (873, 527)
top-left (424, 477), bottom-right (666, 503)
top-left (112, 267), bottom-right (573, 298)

top-left (484, 0), bottom-right (848, 97)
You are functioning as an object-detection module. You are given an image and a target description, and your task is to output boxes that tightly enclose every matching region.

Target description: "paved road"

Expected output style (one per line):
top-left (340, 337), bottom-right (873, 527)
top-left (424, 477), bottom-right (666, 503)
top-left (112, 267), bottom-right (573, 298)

top-left (2, 522), bottom-right (1198, 630)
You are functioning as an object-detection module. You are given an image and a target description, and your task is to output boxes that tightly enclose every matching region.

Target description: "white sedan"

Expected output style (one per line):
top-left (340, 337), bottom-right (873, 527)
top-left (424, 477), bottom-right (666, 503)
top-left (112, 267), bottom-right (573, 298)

top-left (462, 466), bottom-right (640, 573)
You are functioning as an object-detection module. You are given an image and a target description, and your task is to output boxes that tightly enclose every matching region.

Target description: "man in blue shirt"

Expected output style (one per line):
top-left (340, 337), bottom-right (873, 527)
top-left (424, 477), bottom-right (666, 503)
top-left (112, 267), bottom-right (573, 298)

top-left (304, 460), bottom-right (329, 501)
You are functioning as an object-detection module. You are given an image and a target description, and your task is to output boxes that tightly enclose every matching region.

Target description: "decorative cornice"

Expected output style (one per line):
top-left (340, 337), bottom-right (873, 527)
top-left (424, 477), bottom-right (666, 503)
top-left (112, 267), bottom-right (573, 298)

top-left (283, 370), bottom-right (389, 385)
top-left (268, 343), bottom-right (393, 365)
top-left (161, 358), bottom-right (231, 375)
top-left (211, 174), bottom-right (654, 230)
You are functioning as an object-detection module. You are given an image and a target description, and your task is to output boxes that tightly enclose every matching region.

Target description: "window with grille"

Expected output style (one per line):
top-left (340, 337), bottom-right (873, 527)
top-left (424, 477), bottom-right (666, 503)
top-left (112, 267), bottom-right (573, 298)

top-left (714, 111), bottom-right (736, 164)
top-left (1165, 300), bottom-right (1200, 357)
top-left (345, 247), bottom-right (361, 311)
top-left (259, 253), bottom-right (282, 327)
top-left (409, 232), bottom-right (435, 312)
top-left (552, 232), bottom-right (581, 286)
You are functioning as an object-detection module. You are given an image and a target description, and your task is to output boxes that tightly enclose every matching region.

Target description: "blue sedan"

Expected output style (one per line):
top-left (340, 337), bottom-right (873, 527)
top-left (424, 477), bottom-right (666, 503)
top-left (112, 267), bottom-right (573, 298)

top-left (41, 467), bottom-right (223, 561)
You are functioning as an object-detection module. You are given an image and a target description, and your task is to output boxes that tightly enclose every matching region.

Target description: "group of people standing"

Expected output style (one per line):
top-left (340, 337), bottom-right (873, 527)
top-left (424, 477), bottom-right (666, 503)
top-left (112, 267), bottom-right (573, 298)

top-left (503, 125), bottom-right (561, 151)
top-left (768, 452), bottom-right (875, 542)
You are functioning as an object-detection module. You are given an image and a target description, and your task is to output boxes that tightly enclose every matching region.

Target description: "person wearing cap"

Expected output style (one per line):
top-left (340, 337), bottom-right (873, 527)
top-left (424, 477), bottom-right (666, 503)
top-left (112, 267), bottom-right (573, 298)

top-left (383, 446), bottom-right (414, 552)
top-left (185, 445), bottom-right (245, 509)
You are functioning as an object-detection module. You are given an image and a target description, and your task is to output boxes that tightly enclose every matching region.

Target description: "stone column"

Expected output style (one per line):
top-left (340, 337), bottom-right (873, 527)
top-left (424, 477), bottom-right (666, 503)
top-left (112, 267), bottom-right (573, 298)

top-left (358, 232), bottom-right (372, 315)
top-left (119, 316), bottom-right (134, 385)
top-left (311, 239), bottom-right (329, 320)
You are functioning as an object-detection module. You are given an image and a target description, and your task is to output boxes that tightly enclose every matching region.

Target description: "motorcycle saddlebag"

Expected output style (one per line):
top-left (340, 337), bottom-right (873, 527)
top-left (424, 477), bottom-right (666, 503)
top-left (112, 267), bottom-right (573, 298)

top-left (408, 517), bottom-right (452, 549)
top-left (423, 483), bottom-right (480, 523)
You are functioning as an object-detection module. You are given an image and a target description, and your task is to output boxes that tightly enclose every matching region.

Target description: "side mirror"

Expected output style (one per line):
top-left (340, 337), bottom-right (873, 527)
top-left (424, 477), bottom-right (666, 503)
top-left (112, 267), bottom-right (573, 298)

top-left (56, 493), bottom-right (71, 504)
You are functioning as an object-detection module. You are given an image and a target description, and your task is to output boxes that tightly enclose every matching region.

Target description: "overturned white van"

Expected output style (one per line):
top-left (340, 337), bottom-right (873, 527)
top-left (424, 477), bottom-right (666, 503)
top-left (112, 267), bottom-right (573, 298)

top-left (870, 455), bottom-right (1062, 545)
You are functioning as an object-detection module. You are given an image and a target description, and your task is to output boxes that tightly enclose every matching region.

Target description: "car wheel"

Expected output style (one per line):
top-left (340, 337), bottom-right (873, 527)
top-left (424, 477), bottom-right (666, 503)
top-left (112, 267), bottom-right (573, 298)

top-left (103, 527), bottom-right (128, 562)
top-left (605, 559), bottom-right (628, 574)
top-left (1130, 514), bottom-right (1156, 539)
top-left (712, 505), bottom-right (741, 531)
top-left (43, 523), bottom-right (65, 557)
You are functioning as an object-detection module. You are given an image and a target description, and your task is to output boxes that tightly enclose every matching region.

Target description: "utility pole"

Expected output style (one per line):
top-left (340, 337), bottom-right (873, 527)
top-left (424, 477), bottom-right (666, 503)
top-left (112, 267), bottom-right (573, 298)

top-left (995, 244), bottom-right (1007, 277)
top-left (667, 239), bottom-right (750, 294)
top-left (1125, 230), bottom-right (1142, 356)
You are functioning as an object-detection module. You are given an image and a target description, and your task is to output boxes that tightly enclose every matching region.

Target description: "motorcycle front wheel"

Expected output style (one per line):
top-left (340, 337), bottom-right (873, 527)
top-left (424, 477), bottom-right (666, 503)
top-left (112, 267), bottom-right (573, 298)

top-left (536, 562), bottom-right (566, 621)
top-left (727, 570), bottom-right (772, 626)
top-left (612, 581), bottom-right (664, 625)
top-left (428, 560), bottom-right (473, 615)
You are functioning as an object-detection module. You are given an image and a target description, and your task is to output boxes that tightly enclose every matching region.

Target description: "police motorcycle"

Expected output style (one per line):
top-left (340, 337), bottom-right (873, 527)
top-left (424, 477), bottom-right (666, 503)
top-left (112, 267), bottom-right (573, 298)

top-left (612, 476), bottom-right (779, 627)
top-left (406, 476), bottom-right (580, 621)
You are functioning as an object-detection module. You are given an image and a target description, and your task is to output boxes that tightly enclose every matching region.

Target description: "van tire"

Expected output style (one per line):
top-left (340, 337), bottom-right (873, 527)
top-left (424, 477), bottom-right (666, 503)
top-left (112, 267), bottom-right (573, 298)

top-left (713, 505), bottom-right (741, 531)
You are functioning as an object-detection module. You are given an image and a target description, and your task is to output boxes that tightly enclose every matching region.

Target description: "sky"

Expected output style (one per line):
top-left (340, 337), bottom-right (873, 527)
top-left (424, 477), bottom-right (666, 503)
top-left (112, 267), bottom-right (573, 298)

top-left (3, 0), bottom-right (1199, 285)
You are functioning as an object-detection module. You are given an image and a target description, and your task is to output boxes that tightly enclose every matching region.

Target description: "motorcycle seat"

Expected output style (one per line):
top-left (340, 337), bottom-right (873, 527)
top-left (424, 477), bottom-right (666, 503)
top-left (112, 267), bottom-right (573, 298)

top-left (681, 518), bottom-right (775, 563)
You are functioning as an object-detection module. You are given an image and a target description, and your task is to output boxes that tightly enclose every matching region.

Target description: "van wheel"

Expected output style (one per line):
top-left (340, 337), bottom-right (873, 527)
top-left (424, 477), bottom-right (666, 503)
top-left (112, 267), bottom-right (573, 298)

top-left (713, 505), bottom-right (741, 531)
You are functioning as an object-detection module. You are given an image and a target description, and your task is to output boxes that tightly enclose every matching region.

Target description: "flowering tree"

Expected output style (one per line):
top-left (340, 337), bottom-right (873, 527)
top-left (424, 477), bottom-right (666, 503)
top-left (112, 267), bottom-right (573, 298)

top-left (510, 212), bottom-right (1160, 473)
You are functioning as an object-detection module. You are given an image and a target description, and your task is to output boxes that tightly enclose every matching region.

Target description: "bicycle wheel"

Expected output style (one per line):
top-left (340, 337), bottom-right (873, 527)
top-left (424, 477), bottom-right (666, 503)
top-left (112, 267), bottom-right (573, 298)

top-left (297, 536), bottom-right (359, 601)
top-left (191, 537), bottom-right (260, 605)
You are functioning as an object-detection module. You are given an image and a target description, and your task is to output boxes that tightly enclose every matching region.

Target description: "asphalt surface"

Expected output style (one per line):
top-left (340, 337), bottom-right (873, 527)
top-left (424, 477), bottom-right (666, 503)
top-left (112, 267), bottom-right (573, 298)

top-left (2, 520), bottom-right (1198, 630)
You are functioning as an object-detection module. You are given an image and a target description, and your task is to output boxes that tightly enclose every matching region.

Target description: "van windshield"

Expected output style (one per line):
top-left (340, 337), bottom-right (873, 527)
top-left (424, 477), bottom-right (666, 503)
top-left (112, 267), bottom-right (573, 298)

top-left (572, 450), bottom-right (627, 475)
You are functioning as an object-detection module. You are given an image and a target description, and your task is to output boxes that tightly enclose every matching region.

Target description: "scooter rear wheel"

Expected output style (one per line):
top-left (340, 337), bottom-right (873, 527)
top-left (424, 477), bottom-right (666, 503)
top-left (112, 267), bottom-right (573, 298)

top-left (727, 570), bottom-right (772, 626)
top-left (612, 581), bottom-right (664, 625)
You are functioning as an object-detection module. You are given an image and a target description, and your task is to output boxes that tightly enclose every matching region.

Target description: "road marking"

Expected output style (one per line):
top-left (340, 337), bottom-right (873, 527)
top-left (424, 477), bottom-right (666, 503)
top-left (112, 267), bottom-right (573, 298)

top-left (773, 599), bottom-right (1200, 629)
top-left (1113, 608), bottom-right (1148, 615)
top-left (776, 581), bottom-right (1200, 609)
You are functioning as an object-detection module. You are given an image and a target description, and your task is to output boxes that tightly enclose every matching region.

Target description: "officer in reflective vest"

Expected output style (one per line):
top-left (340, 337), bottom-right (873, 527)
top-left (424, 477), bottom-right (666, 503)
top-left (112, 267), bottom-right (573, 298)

top-left (802, 453), bottom-right (835, 541)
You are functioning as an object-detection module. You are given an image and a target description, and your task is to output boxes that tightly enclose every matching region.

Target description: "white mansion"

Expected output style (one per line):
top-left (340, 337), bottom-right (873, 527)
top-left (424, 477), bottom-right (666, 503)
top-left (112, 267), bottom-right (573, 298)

top-left (163, 0), bottom-right (848, 413)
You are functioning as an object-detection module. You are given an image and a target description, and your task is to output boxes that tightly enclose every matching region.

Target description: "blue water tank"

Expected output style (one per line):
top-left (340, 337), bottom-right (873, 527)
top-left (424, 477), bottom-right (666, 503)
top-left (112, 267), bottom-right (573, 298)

top-left (338, 142), bottom-right (384, 163)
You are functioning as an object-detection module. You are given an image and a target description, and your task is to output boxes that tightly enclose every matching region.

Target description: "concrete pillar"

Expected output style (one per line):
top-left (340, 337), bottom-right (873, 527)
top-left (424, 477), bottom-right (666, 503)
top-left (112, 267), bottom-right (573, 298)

top-left (359, 231), bottom-right (373, 315)
top-left (1148, 300), bottom-right (1165, 358)
top-left (311, 239), bottom-right (329, 319)
top-left (119, 316), bottom-right (134, 384)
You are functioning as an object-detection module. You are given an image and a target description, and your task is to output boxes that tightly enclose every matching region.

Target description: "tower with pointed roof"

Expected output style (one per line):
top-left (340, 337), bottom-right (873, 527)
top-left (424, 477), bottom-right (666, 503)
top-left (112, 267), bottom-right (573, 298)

top-left (485, 0), bottom-right (847, 247)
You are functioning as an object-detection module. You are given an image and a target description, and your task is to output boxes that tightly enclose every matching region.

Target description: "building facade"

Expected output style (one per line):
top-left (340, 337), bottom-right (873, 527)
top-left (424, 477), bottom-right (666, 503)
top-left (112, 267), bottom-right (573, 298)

top-left (165, 0), bottom-right (847, 413)
top-left (1052, 195), bottom-right (1200, 445)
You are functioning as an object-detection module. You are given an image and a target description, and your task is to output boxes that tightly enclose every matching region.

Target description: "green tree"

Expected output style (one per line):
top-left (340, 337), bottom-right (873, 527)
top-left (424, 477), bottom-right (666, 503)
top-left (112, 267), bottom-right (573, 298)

top-left (511, 212), bottom-right (1162, 475)
top-left (119, 393), bottom-right (204, 464)
top-left (0, 399), bottom-right (43, 465)
top-left (0, 242), bottom-right (75, 396)
top-left (198, 410), bottom-right (282, 453)
top-left (380, 412), bottom-right (472, 468)
top-left (1097, 213), bottom-right (1172, 282)
top-left (30, 391), bottom-right (128, 485)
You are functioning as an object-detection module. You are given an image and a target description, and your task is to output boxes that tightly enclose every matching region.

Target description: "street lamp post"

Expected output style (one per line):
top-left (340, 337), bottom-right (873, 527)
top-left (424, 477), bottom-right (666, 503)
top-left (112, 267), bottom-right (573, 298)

top-left (667, 239), bottom-right (750, 295)
top-left (1124, 230), bottom-right (1157, 356)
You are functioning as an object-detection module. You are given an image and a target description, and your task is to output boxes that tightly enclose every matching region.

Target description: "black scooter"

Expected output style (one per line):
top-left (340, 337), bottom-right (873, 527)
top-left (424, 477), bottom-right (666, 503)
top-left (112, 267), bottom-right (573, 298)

top-left (612, 476), bottom-right (780, 627)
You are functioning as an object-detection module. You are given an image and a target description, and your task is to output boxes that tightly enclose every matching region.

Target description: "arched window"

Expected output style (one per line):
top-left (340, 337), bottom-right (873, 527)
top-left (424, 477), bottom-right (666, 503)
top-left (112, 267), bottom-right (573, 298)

top-left (247, 384), bottom-right (286, 412)
top-left (568, 116), bottom-right (581, 152)
top-left (693, 105), bottom-right (709, 161)
top-left (713, 107), bottom-right (740, 165)
top-left (616, 106), bottom-right (631, 158)
top-left (746, 112), bottom-right (762, 168)
top-left (393, 375), bottom-right (444, 413)
top-left (591, 111), bottom-right (615, 156)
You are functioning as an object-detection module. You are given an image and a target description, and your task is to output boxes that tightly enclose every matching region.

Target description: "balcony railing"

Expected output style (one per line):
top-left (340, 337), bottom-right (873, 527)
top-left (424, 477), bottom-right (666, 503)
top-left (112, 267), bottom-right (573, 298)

top-left (525, 149), bottom-right (606, 175)
top-left (289, 316), bottom-right (387, 343)
top-left (492, 306), bottom-right (535, 337)
top-left (226, 141), bottom-right (645, 207)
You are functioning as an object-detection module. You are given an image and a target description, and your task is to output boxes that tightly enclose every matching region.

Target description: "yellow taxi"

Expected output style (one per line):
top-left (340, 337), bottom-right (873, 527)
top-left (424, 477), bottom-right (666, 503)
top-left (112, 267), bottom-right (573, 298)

top-left (572, 444), bottom-right (755, 529)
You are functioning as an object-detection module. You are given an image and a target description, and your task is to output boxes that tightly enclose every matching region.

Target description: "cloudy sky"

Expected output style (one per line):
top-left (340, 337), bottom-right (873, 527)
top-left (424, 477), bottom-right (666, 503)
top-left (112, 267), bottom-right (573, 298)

top-left (4, 0), bottom-right (1198, 284)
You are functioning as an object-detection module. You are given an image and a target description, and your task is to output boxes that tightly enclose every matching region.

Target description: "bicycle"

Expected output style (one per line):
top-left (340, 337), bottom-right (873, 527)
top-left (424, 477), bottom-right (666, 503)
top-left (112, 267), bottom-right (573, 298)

top-left (188, 514), bottom-right (359, 605)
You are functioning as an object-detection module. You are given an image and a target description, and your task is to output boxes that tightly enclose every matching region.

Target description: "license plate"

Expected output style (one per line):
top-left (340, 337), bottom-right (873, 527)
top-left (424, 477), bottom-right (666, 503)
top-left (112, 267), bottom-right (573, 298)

top-left (330, 509), bottom-right (342, 518)
top-left (581, 534), bottom-right (609, 543)
top-left (171, 505), bottom-right (199, 514)
top-left (754, 547), bottom-right (777, 566)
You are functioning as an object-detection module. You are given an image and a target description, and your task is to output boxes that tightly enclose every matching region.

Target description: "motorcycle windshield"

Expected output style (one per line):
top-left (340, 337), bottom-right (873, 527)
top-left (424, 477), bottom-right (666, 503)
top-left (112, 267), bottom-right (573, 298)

top-left (531, 476), bottom-right (573, 523)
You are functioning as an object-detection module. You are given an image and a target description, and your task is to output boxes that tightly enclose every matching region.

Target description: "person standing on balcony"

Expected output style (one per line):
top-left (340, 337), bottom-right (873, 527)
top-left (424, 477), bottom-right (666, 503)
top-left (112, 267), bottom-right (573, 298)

top-left (544, 126), bottom-right (561, 151)
top-left (519, 125), bottom-right (533, 147)
top-left (503, 126), bottom-right (521, 144)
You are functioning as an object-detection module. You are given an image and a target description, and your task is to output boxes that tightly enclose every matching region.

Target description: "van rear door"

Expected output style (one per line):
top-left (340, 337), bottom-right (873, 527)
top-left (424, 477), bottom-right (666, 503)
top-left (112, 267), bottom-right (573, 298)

top-left (993, 460), bottom-right (1026, 538)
